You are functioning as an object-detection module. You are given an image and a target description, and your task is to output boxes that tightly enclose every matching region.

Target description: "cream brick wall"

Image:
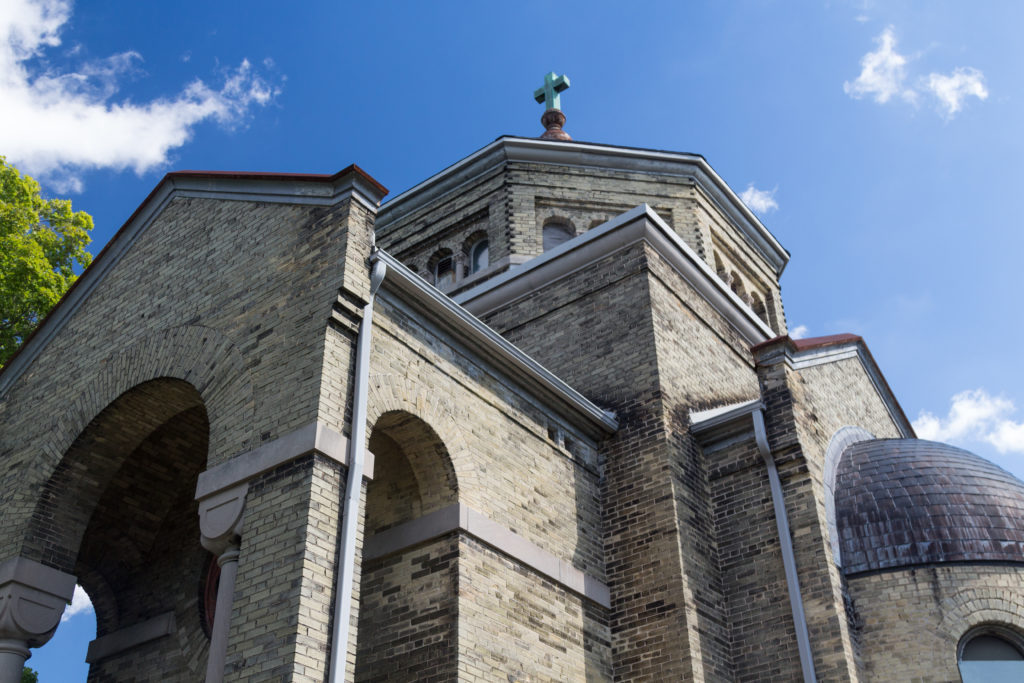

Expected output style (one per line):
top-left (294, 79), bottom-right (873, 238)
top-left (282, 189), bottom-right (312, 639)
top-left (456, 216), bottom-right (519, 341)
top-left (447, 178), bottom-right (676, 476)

top-left (849, 564), bottom-right (1024, 681)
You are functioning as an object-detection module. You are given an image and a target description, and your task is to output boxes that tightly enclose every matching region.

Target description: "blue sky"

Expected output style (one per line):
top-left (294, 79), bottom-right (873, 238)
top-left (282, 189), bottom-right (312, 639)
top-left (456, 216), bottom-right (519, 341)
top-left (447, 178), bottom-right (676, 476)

top-left (4, 0), bottom-right (1023, 678)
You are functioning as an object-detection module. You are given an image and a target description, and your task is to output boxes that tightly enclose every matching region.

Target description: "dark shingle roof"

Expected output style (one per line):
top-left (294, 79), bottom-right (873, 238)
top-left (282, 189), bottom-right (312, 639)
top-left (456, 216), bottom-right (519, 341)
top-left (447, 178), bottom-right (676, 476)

top-left (836, 439), bottom-right (1024, 574)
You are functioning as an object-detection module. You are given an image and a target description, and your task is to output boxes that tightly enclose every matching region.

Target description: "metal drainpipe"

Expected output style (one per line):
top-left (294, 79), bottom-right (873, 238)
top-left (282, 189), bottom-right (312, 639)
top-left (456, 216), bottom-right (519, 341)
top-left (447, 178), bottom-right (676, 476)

top-left (752, 407), bottom-right (817, 683)
top-left (328, 256), bottom-right (387, 683)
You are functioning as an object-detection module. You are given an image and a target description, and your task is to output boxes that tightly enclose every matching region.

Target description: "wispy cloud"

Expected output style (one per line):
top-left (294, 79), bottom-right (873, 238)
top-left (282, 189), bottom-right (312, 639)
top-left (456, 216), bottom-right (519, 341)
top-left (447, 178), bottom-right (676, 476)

top-left (61, 584), bottom-right (94, 622)
top-left (914, 389), bottom-right (1024, 454)
top-left (844, 26), bottom-right (987, 119)
top-left (844, 26), bottom-right (913, 104)
top-left (0, 0), bottom-right (281, 191)
top-left (740, 184), bottom-right (778, 215)
top-left (790, 325), bottom-right (809, 339)
top-left (924, 67), bottom-right (988, 118)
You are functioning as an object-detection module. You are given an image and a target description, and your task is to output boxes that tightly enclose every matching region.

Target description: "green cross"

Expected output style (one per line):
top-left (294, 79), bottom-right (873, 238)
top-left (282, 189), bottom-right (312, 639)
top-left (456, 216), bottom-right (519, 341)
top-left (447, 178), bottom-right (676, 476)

top-left (534, 72), bottom-right (571, 111)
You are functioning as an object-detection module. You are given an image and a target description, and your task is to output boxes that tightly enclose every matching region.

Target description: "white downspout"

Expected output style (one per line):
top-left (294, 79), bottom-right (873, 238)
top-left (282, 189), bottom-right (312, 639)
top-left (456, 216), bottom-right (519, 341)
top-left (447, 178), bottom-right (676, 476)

top-left (329, 256), bottom-right (387, 683)
top-left (752, 407), bottom-right (817, 683)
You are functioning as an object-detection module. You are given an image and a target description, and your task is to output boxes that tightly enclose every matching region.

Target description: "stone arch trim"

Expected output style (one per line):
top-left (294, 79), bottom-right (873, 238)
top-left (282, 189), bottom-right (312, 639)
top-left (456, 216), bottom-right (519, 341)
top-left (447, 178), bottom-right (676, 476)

top-left (538, 212), bottom-right (576, 233)
top-left (365, 376), bottom-right (478, 500)
top-left (823, 426), bottom-right (875, 567)
top-left (938, 583), bottom-right (1024, 640)
top-left (43, 324), bottom-right (256, 472)
top-left (933, 579), bottom-right (1024, 673)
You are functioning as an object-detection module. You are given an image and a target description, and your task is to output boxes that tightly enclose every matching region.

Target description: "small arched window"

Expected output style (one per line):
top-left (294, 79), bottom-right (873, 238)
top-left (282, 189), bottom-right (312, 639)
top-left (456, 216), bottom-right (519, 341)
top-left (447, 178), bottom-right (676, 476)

top-left (469, 239), bottom-right (489, 275)
top-left (959, 628), bottom-right (1024, 682)
top-left (751, 294), bottom-right (768, 324)
top-left (429, 250), bottom-right (456, 288)
top-left (542, 222), bottom-right (573, 252)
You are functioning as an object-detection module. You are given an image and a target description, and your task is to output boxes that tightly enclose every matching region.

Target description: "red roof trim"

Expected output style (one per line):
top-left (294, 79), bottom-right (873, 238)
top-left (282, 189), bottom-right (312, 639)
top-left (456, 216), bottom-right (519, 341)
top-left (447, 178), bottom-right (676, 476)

top-left (750, 332), bottom-right (863, 355)
top-left (166, 163), bottom-right (388, 196)
top-left (749, 332), bottom-right (914, 438)
top-left (791, 332), bottom-right (863, 351)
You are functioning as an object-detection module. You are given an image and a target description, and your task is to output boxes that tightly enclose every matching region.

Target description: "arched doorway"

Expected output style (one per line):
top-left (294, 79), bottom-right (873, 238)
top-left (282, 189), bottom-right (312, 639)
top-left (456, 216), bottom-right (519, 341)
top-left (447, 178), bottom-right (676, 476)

top-left (355, 411), bottom-right (458, 681)
top-left (25, 378), bottom-right (211, 679)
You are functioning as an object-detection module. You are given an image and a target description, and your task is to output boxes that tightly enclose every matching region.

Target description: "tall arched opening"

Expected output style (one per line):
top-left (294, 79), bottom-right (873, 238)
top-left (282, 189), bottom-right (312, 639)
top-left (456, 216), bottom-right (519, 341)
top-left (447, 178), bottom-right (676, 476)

top-left (355, 410), bottom-right (458, 681)
top-left (24, 377), bottom-right (211, 679)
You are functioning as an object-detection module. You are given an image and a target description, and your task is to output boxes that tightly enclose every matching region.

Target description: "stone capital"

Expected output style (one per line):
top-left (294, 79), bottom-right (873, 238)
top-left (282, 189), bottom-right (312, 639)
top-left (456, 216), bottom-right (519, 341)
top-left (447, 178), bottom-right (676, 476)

top-left (198, 482), bottom-right (247, 557)
top-left (0, 558), bottom-right (76, 648)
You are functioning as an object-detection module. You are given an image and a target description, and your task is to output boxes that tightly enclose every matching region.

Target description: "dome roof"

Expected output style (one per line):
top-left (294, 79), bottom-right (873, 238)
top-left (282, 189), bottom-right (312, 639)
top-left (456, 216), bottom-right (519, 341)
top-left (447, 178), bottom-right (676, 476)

top-left (835, 438), bottom-right (1024, 574)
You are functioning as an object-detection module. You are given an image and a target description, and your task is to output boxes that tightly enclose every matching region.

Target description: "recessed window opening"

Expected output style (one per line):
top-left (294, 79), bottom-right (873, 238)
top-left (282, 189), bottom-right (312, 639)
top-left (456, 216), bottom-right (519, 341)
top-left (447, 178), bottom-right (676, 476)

top-left (433, 255), bottom-right (455, 287)
top-left (469, 239), bottom-right (489, 274)
top-left (959, 627), bottom-right (1024, 682)
top-left (543, 222), bottom-right (573, 252)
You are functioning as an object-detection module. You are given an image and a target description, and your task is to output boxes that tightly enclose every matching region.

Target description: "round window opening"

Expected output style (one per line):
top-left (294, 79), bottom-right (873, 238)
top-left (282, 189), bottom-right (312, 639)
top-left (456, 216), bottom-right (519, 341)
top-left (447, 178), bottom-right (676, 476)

top-left (958, 626), bottom-right (1024, 682)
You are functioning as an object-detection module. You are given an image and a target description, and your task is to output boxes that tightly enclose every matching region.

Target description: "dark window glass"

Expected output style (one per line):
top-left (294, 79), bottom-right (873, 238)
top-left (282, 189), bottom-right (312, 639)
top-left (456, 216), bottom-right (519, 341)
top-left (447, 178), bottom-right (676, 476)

top-left (543, 224), bottom-right (572, 251)
top-left (470, 240), bottom-right (489, 274)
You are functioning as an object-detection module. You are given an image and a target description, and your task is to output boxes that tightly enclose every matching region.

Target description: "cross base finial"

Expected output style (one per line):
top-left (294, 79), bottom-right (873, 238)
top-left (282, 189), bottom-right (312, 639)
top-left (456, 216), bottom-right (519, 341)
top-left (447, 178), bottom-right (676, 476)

top-left (540, 109), bottom-right (571, 141)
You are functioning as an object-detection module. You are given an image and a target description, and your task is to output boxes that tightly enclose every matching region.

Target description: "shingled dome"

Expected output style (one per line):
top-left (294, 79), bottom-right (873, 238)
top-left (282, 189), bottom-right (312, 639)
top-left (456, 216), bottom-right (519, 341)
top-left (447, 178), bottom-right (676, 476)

top-left (836, 439), bottom-right (1024, 574)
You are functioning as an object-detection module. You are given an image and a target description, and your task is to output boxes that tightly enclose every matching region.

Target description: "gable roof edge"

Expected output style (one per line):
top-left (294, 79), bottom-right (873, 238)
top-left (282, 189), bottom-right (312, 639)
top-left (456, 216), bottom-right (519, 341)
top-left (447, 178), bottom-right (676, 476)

top-left (370, 249), bottom-right (619, 439)
top-left (0, 167), bottom-right (387, 398)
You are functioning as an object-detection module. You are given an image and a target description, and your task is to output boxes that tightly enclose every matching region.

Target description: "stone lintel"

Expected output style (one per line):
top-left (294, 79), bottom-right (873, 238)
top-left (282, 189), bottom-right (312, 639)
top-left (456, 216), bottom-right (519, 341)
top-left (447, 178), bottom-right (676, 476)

top-left (363, 503), bottom-right (611, 608)
top-left (0, 558), bottom-right (76, 647)
top-left (195, 421), bottom-right (369, 502)
top-left (85, 611), bottom-right (175, 663)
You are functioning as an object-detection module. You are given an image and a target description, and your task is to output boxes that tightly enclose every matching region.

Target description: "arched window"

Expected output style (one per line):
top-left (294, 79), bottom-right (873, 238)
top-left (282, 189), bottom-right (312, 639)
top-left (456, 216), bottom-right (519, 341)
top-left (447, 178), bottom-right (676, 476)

top-left (729, 271), bottom-right (745, 298)
top-left (959, 627), bottom-right (1024, 682)
top-left (429, 250), bottom-right (455, 288)
top-left (714, 253), bottom-right (727, 281)
top-left (542, 222), bottom-right (573, 252)
top-left (469, 238), bottom-right (489, 274)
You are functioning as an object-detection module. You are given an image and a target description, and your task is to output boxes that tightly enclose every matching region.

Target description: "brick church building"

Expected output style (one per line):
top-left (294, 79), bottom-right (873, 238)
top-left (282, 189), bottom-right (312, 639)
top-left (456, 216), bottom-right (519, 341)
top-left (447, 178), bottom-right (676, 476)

top-left (3, 77), bottom-right (1024, 681)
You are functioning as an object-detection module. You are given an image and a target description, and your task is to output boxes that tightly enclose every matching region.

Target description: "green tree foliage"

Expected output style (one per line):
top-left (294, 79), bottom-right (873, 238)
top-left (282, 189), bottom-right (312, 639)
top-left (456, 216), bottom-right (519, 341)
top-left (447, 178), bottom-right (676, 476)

top-left (0, 157), bottom-right (93, 367)
top-left (22, 667), bottom-right (39, 683)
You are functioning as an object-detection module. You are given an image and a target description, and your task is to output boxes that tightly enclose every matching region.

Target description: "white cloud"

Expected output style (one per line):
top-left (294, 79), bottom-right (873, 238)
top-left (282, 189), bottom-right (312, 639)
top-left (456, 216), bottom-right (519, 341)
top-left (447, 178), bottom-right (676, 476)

top-left (790, 325), bottom-right (809, 339)
top-left (740, 184), bottom-right (778, 215)
top-left (844, 26), bottom-right (912, 104)
top-left (61, 584), bottom-right (93, 622)
top-left (0, 0), bottom-right (280, 190)
top-left (914, 389), bottom-right (1024, 454)
top-left (844, 26), bottom-right (988, 119)
top-left (924, 67), bottom-right (988, 117)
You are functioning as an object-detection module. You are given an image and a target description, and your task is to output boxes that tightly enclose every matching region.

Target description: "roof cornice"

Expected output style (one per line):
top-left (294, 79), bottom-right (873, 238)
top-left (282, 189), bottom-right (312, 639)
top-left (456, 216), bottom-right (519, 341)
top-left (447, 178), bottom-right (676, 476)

top-left (370, 249), bottom-right (618, 439)
top-left (0, 166), bottom-right (387, 398)
top-left (378, 136), bottom-right (789, 275)
top-left (454, 204), bottom-right (776, 346)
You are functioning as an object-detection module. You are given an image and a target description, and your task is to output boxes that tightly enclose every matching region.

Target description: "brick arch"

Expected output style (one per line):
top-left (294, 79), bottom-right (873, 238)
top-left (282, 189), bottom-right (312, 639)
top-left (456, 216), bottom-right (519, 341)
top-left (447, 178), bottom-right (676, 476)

top-left (43, 324), bottom-right (256, 471)
top-left (925, 579), bottom-right (1024, 675)
top-left (938, 583), bottom-right (1024, 640)
top-left (15, 325), bottom-right (253, 568)
top-left (366, 410), bottom-right (458, 533)
top-left (365, 377), bottom-right (478, 501)
top-left (538, 212), bottom-right (576, 233)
